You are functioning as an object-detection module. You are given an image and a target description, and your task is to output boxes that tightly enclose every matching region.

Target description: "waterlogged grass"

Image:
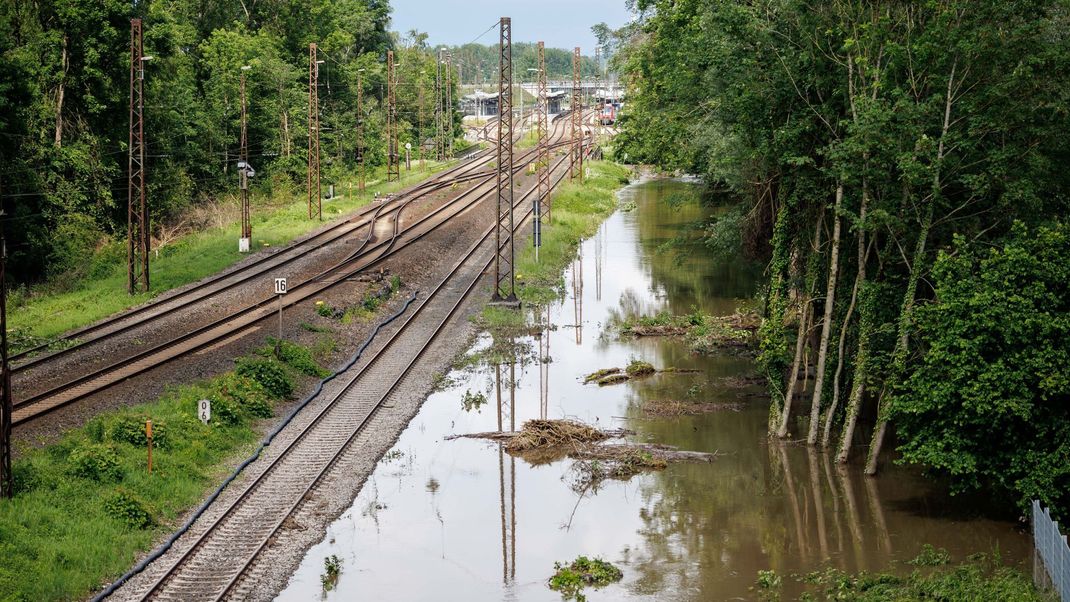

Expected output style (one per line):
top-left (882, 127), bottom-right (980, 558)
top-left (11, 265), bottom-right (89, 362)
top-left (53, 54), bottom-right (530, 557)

top-left (9, 163), bottom-right (449, 349)
top-left (754, 547), bottom-right (1047, 601)
top-left (513, 161), bottom-right (631, 307)
top-left (0, 340), bottom-right (326, 602)
top-left (548, 556), bottom-right (623, 601)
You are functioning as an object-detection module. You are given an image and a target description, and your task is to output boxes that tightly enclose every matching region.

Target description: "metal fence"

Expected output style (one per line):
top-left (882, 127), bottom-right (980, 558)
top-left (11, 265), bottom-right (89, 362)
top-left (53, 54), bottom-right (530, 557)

top-left (1033, 500), bottom-right (1070, 601)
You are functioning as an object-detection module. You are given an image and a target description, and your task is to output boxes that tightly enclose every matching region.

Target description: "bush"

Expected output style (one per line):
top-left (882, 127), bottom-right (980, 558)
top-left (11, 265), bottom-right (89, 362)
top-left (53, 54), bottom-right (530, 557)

top-left (109, 415), bottom-right (168, 449)
top-left (235, 357), bottom-right (293, 399)
top-left (67, 443), bottom-right (122, 482)
top-left (266, 338), bottom-right (329, 377)
top-left (103, 488), bottom-right (154, 529)
top-left (213, 374), bottom-right (273, 420)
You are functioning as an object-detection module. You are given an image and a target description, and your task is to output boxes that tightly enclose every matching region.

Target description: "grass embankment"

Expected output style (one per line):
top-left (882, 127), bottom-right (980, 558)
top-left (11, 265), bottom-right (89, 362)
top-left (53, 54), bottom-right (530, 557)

top-left (0, 337), bottom-right (331, 601)
top-left (9, 163), bottom-right (449, 352)
top-left (475, 161), bottom-right (631, 339)
top-left (755, 545), bottom-right (1047, 601)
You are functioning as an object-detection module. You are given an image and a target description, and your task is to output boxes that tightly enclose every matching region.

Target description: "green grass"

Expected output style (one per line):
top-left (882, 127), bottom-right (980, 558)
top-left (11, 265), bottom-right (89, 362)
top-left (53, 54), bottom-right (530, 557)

top-left (9, 162), bottom-right (450, 350)
top-left (512, 161), bottom-right (631, 307)
top-left (0, 340), bottom-right (326, 602)
top-left (754, 547), bottom-right (1048, 601)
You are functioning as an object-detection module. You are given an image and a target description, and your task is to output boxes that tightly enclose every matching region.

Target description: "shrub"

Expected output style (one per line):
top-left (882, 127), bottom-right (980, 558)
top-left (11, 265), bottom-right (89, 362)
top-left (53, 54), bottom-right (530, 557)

top-left (109, 415), bottom-right (168, 449)
top-left (267, 338), bottom-right (329, 377)
top-left (214, 374), bottom-right (273, 419)
top-left (235, 357), bottom-right (293, 399)
top-left (67, 443), bottom-right (122, 482)
top-left (104, 488), bottom-right (154, 529)
top-left (549, 556), bottom-right (623, 600)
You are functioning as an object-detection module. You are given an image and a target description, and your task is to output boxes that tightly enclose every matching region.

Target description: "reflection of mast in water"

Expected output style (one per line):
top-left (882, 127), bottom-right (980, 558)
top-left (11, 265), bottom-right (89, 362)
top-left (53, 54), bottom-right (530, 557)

top-left (595, 222), bottom-right (604, 301)
top-left (496, 357), bottom-right (517, 585)
top-left (538, 305), bottom-right (550, 419)
top-left (572, 248), bottom-right (584, 345)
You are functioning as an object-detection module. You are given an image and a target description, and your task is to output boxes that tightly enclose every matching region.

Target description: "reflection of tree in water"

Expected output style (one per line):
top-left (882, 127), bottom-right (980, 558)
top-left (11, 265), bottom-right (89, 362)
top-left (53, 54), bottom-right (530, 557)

top-left (629, 180), bottom-right (762, 313)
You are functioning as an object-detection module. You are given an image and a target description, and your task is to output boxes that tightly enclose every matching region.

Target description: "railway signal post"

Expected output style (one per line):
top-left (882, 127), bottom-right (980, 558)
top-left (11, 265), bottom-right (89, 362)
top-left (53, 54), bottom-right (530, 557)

top-left (491, 17), bottom-right (519, 307)
top-left (128, 18), bottom-right (150, 294)
top-left (274, 277), bottom-right (287, 357)
top-left (239, 65), bottom-right (252, 252)
top-left (0, 216), bottom-right (11, 499)
top-left (386, 50), bottom-right (400, 183)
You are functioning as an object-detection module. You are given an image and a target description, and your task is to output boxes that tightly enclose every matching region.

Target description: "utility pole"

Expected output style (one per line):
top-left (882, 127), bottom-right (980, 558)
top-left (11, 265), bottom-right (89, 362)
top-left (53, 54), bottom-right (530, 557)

top-left (238, 65), bottom-right (251, 252)
top-left (386, 50), bottom-right (400, 182)
top-left (492, 17), bottom-right (517, 305)
top-left (0, 206), bottom-right (11, 499)
top-left (536, 41), bottom-right (551, 235)
top-left (570, 46), bottom-right (583, 182)
top-left (435, 48), bottom-right (445, 161)
top-left (417, 70), bottom-right (425, 169)
top-left (593, 46), bottom-right (601, 153)
top-left (445, 50), bottom-right (453, 158)
top-left (127, 18), bottom-right (149, 294)
top-left (356, 69), bottom-right (365, 190)
top-left (308, 43), bottom-right (322, 220)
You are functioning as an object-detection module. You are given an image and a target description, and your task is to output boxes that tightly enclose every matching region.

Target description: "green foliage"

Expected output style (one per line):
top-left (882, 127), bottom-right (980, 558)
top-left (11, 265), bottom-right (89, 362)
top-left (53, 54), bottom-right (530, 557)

top-left (67, 443), bottom-right (121, 482)
top-left (321, 554), bottom-right (342, 591)
top-left (461, 390), bottom-right (487, 413)
top-left (0, 346), bottom-right (272, 601)
top-left (108, 415), bottom-right (169, 450)
top-left (103, 488), bottom-right (155, 529)
top-left (265, 338), bottom-right (329, 378)
top-left (548, 556), bottom-right (623, 601)
top-left (759, 551), bottom-right (1043, 601)
top-left (889, 223), bottom-right (1070, 516)
top-left (213, 373), bottom-right (275, 420)
top-left (235, 357), bottom-right (294, 399)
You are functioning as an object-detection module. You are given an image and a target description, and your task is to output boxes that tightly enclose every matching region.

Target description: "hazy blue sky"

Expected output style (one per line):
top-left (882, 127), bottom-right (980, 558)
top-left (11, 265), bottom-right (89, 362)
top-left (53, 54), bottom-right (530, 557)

top-left (389, 0), bottom-right (633, 52)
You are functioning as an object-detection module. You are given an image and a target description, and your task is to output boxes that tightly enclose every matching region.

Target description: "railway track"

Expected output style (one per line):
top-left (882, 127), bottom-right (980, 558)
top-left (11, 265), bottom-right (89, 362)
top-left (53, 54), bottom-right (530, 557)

top-left (110, 146), bottom-right (579, 602)
top-left (12, 114), bottom-right (584, 426)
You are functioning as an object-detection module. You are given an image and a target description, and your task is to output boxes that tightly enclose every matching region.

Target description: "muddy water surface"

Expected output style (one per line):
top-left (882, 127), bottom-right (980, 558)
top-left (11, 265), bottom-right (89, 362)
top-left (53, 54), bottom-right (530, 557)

top-left (277, 179), bottom-right (1030, 601)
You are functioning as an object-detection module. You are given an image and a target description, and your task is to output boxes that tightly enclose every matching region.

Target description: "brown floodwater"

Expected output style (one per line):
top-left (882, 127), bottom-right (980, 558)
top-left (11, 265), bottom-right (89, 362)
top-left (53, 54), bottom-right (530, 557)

top-left (276, 178), bottom-right (1031, 601)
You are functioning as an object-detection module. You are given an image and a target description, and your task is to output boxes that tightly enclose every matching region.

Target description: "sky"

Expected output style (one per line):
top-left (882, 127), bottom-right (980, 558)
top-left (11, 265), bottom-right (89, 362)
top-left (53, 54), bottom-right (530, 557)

top-left (388, 0), bottom-right (633, 53)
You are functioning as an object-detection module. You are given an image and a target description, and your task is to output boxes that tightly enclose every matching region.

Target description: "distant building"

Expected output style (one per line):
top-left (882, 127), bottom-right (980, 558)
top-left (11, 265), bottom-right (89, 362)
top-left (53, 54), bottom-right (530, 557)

top-left (462, 91), bottom-right (498, 117)
top-left (546, 90), bottom-right (567, 114)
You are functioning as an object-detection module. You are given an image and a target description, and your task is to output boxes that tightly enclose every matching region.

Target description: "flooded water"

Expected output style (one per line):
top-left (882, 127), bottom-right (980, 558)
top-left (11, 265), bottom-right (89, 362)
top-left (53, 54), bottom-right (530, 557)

top-left (277, 179), bottom-right (1030, 601)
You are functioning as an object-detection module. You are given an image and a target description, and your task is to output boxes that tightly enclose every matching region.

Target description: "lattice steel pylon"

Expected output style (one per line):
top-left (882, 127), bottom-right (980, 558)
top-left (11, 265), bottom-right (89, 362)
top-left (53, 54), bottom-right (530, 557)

top-left (356, 70), bottom-right (365, 190)
top-left (0, 223), bottom-right (11, 499)
top-left (492, 17), bottom-right (517, 304)
top-left (127, 18), bottom-right (149, 294)
top-left (239, 68), bottom-right (251, 248)
top-left (445, 50), bottom-right (453, 158)
top-left (593, 46), bottom-right (601, 153)
top-left (307, 43), bottom-right (322, 220)
top-left (386, 50), bottom-right (400, 182)
top-left (570, 46), bottom-right (583, 182)
top-left (435, 48), bottom-right (444, 161)
top-left (536, 41), bottom-right (551, 229)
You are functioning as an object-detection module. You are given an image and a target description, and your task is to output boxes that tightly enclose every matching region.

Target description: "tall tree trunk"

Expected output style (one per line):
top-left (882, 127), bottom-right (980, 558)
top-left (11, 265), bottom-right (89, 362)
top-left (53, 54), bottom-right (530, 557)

top-left (865, 60), bottom-right (956, 474)
top-left (836, 282), bottom-right (873, 464)
top-left (822, 269), bottom-right (859, 447)
top-left (864, 209), bottom-right (930, 474)
top-left (806, 183), bottom-right (843, 444)
top-left (835, 185), bottom-right (869, 463)
top-left (777, 204), bottom-right (826, 438)
top-left (54, 34), bottom-right (68, 148)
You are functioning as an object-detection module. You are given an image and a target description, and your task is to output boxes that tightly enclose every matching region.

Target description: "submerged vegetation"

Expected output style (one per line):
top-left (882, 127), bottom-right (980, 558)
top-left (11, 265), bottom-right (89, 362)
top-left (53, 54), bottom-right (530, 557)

top-left (610, 308), bottom-right (759, 354)
top-left (549, 556), bottom-right (624, 601)
top-left (0, 339), bottom-right (326, 601)
top-left (754, 548), bottom-right (1045, 601)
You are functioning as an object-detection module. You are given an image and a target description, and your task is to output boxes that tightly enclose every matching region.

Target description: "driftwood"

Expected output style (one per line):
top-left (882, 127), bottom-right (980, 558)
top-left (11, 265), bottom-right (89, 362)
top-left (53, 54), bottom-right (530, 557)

top-left (571, 443), bottom-right (721, 464)
top-left (444, 427), bottom-right (633, 443)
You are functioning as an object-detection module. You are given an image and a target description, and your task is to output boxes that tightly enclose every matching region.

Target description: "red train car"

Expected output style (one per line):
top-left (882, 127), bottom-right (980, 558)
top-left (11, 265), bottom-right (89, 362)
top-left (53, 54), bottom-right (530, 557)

top-left (599, 103), bottom-right (616, 125)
